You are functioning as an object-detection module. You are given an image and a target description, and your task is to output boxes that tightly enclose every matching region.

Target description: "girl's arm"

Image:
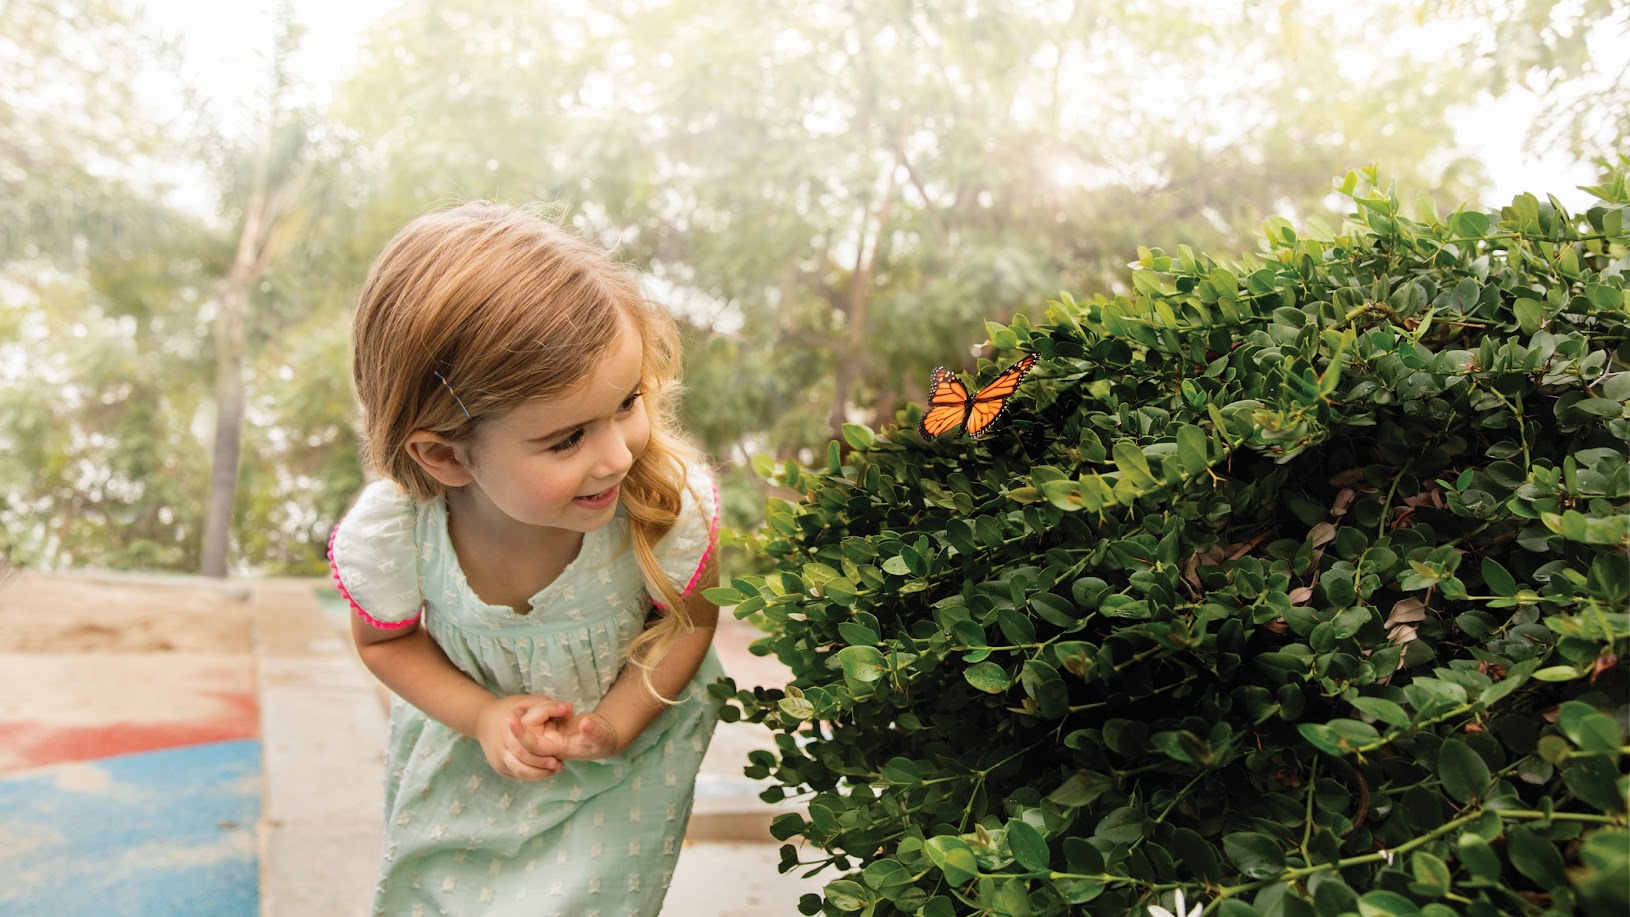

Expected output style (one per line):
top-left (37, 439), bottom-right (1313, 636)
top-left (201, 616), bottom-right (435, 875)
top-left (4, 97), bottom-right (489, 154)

top-left (352, 618), bottom-right (568, 779)
top-left (518, 564), bottom-right (719, 758)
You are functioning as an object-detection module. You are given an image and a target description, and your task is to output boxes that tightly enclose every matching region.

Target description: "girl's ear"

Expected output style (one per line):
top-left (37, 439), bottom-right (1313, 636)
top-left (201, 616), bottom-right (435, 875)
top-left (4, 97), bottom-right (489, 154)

top-left (404, 431), bottom-right (475, 487)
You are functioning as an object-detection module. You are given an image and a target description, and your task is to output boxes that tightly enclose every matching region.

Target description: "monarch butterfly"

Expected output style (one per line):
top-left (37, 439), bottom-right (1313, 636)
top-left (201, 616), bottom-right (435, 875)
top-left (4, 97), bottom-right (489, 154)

top-left (918, 353), bottom-right (1039, 439)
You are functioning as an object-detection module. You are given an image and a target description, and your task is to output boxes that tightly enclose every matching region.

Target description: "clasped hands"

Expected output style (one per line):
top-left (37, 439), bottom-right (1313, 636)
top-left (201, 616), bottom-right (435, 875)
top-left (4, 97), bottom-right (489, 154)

top-left (476, 695), bottom-right (622, 781)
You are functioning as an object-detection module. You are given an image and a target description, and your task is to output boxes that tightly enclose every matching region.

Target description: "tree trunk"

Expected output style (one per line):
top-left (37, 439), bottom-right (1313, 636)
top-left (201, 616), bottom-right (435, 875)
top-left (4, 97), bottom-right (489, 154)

top-left (827, 154), bottom-right (900, 439)
top-left (199, 275), bottom-right (249, 576)
top-left (200, 183), bottom-right (268, 577)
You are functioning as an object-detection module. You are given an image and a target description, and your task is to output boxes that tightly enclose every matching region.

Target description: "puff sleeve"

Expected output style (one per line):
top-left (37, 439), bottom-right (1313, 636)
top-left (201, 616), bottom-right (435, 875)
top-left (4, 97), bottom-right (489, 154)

top-left (327, 480), bottom-right (425, 629)
top-left (646, 464), bottom-right (721, 610)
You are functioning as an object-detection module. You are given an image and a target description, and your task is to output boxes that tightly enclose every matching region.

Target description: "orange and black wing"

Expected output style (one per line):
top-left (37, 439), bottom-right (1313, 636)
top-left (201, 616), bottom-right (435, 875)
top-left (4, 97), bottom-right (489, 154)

top-left (963, 353), bottom-right (1039, 437)
top-left (918, 367), bottom-right (972, 438)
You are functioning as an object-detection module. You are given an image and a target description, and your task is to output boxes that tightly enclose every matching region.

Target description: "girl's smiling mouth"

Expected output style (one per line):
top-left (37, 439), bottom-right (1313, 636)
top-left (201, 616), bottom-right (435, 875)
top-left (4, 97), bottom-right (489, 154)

top-left (573, 484), bottom-right (619, 509)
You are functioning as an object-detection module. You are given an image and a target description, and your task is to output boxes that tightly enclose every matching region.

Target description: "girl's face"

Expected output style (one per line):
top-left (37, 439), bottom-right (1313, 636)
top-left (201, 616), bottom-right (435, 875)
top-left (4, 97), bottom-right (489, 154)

top-left (454, 323), bottom-right (651, 536)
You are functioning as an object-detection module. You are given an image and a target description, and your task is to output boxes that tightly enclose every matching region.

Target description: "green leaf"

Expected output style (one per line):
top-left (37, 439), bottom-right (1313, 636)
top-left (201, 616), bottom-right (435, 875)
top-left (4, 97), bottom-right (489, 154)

top-left (861, 858), bottom-right (913, 893)
top-left (1411, 851), bottom-right (1452, 896)
top-left (1169, 827), bottom-right (1222, 883)
top-left (1513, 297), bottom-right (1544, 334)
top-left (836, 645), bottom-right (886, 687)
top-left (1557, 700), bottom-right (1625, 753)
top-left (1436, 738), bottom-right (1491, 804)
top-left (1573, 397), bottom-right (1627, 417)
top-left (1479, 557), bottom-right (1517, 596)
top-left (840, 423), bottom-right (874, 451)
top-left (1560, 754), bottom-right (1628, 812)
top-left (1030, 592), bottom-right (1078, 626)
top-left (1450, 209), bottom-right (1491, 238)
top-left (1176, 423), bottom-right (1211, 475)
top-left (778, 695), bottom-right (816, 720)
top-left (923, 835), bottom-right (980, 885)
top-left (880, 756), bottom-right (921, 786)
top-left (1092, 806), bottom-right (1148, 844)
top-left (1112, 439), bottom-right (1159, 489)
top-left (1351, 696), bottom-right (1411, 729)
top-left (1048, 771), bottom-right (1113, 808)
top-left (1587, 282), bottom-right (1623, 310)
top-left (823, 878), bottom-right (871, 911)
top-left (1005, 819), bottom-right (1050, 871)
top-left (1456, 831), bottom-right (1502, 881)
top-left (964, 661), bottom-right (1011, 693)
top-left (1358, 890), bottom-right (1424, 916)
top-left (1506, 825), bottom-right (1568, 890)
top-left (702, 585), bottom-right (744, 605)
top-left (997, 608), bottom-right (1036, 644)
top-left (1223, 831), bottom-right (1287, 878)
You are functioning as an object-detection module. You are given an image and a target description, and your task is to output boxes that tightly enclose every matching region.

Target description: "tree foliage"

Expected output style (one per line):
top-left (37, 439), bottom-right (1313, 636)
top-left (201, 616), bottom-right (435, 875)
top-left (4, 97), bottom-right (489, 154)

top-left (0, 0), bottom-right (1623, 574)
top-left (720, 164), bottom-right (1630, 916)
top-left (1434, 0), bottom-right (1630, 162)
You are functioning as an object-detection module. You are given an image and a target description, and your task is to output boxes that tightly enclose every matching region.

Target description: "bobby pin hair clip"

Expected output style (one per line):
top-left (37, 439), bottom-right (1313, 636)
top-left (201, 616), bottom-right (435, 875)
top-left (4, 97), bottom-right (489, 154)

top-left (433, 370), bottom-right (473, 420)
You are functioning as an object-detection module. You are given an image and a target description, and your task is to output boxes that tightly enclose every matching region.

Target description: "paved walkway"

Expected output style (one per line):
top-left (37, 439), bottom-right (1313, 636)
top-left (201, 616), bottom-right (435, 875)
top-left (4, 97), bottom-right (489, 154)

top-left (0, 569), bottom-right (821, 915)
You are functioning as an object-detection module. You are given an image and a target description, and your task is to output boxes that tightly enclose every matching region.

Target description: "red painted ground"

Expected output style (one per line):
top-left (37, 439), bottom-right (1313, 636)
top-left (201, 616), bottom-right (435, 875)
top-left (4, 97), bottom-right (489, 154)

top-left (0, 571), bottom-right (259, 774)
top-left (0, 690), bottom-right (258, 773)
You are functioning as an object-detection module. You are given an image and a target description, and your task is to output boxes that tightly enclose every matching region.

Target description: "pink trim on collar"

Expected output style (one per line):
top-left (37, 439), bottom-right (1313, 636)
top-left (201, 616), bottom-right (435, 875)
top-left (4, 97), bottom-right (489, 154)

top-left (326, 522), bottom-right (423, 630)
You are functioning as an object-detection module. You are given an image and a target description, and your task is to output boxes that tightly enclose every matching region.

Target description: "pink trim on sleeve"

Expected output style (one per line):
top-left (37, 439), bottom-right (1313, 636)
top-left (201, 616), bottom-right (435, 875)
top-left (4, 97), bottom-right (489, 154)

top-left (651, 479), bottom-right (721, 611)
top-left (326, 522), bottom-right (423, 631)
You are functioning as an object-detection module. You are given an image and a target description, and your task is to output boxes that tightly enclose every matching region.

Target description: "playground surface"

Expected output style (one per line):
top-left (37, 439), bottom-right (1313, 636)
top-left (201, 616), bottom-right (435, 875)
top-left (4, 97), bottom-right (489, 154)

top-left (0, 568), bottom-right (819, 916)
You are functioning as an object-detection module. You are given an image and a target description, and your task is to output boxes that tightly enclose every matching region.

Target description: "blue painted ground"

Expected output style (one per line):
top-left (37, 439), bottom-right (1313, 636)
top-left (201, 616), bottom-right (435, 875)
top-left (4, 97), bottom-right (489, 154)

top-left (0, 740), bottom-right (260, 916)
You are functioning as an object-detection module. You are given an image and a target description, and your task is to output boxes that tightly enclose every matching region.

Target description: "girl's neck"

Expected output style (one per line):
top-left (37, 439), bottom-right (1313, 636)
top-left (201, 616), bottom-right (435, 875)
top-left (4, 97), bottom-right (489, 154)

top-left (444, 488), bottom-right (585, 614)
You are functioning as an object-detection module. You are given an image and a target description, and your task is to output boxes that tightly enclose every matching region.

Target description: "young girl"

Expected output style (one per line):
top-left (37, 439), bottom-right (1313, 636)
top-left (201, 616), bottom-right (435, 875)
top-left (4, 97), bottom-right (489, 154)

top-left (328, 201), bottom-right (722, 915)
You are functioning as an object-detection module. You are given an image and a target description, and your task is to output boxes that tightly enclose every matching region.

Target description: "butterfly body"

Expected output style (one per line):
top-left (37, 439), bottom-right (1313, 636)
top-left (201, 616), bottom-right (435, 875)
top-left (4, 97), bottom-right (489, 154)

top-left (918, 353), bottom-right (1038, 439)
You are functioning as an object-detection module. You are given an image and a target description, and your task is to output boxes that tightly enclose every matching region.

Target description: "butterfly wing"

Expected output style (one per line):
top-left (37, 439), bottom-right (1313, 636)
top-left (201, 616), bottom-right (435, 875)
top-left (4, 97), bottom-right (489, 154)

top-left (963, 353), bottom-right (1039, 437)
top-left (919, 367), bottom-right (972, 438)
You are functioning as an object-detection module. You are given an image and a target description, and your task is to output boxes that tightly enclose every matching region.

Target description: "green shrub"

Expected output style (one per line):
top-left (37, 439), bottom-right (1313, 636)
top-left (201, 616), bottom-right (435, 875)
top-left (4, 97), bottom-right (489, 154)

top-left (713, 164), bottom-right (1630, 917)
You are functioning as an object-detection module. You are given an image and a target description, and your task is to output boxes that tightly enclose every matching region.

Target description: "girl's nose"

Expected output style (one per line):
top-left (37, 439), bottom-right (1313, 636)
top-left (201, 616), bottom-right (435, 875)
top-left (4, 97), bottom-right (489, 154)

top-left (596, 426), bottom-right (635, 477)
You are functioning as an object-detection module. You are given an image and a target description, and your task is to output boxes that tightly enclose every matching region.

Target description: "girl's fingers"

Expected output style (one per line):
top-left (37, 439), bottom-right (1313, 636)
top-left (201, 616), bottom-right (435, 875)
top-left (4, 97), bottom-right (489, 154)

top-left (507, 729), bottom-right (560, 764)
top-left (518, 701), bottom-right (572, 727)
top-left (501, 752), bottom-right (558, 782)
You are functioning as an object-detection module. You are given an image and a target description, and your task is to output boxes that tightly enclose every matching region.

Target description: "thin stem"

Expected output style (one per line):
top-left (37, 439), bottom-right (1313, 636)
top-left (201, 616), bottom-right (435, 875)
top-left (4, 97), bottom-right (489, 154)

top-left (1299, 757), bottom-right (1320, 857)
top-left (1376, 465), bottom-right (1408, 538)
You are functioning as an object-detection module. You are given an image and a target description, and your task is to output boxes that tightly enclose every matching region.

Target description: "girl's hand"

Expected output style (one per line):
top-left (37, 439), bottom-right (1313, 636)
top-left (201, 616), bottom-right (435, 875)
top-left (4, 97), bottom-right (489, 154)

top-left (476, 695), bottom-right (571, 780)
top-left (512, 710), bottom-right (622, 762)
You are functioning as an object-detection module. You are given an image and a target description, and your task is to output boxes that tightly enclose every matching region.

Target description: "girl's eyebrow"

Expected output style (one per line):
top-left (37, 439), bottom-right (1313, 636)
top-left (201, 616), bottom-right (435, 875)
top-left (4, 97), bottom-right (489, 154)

top-left (526, 384), bottom-right (641, 444)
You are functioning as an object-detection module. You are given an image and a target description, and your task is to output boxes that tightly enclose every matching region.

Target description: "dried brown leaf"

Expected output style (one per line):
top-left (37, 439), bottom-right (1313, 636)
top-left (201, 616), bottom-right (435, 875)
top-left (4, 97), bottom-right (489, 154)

top-left (1331, 488), bottom-right (1356, 517)
top-left (1330, 468), bottom-right (1364, 486)
top-left (1385, 597), bottom-right (1427, 627)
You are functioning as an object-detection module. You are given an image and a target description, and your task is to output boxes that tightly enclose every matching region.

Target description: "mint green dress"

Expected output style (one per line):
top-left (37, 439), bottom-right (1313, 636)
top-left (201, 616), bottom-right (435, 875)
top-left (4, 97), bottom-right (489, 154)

top-left (328, 465), bottom-right (723, 917)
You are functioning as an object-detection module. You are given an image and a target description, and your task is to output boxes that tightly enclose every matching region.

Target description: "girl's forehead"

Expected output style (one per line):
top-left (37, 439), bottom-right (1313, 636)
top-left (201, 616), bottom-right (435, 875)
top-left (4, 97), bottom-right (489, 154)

top-left (507, 326), bottom-right (645, 419)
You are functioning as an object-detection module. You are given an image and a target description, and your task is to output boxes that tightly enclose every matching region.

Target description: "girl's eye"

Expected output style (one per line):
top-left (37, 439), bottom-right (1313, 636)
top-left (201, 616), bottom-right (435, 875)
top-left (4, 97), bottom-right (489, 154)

top-left (619, 391), bottom-right (642, 413)
top-left (548, 429), bottom-right (585, 453)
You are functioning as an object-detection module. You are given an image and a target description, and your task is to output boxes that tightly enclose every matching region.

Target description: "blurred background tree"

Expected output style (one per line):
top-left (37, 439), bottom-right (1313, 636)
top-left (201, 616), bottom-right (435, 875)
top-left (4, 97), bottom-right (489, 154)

top-left (0, 0), bottom-right (1622, 574)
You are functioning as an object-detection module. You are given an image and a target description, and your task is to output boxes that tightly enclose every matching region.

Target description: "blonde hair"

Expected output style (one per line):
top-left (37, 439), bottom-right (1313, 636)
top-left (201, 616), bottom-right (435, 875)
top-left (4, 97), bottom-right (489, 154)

top-left (351, 201), bottom-right (705, 684)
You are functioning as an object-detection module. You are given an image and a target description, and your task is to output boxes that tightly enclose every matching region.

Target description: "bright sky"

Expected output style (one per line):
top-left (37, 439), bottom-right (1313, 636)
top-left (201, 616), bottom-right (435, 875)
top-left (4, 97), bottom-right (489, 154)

top-left (139, 0), bottom-right (1611, 212)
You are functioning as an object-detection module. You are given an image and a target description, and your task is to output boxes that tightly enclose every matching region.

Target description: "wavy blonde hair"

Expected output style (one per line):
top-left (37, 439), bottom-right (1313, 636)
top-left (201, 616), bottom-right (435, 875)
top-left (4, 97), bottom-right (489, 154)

top-left (351, 201), bottom-right (705, 684)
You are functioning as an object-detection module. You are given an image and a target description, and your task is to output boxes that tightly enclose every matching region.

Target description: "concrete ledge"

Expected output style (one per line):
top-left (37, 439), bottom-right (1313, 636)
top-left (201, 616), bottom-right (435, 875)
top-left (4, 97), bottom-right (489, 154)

top-left (252, 580), bottom-right (383, 917)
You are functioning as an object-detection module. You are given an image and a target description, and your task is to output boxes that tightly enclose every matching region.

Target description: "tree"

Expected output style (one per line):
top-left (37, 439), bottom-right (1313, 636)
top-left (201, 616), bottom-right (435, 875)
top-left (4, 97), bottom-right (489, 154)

top-left (1434, 0), bottom-right (1630, 162)
top-left (0, 0), bottom-right (175, 260)
top-left (199, 7), bottom-right (326, 576)
top-left (333, 0), bottom-right (1491, 464)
